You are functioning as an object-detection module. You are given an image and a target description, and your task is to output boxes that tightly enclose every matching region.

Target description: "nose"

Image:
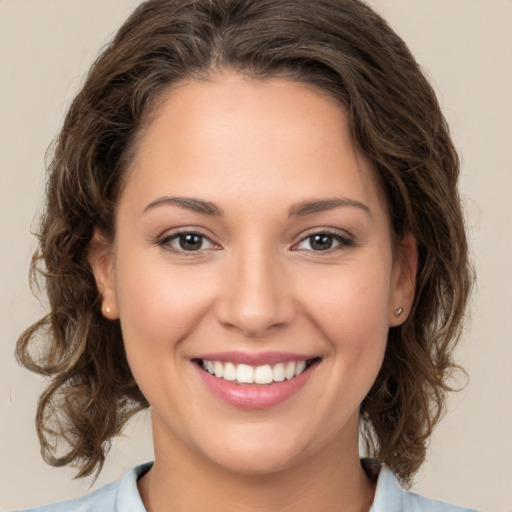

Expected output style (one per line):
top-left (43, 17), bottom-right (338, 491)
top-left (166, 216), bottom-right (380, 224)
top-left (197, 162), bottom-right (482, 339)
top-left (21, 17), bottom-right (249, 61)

top-left (214, 246), bottom-right (296, 337)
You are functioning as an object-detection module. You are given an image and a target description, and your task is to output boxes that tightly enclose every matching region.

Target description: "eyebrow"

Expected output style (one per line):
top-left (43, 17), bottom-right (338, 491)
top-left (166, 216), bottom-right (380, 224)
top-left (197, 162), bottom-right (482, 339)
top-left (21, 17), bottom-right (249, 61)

top-left (288, 198), bottom-right (372, 218)
top-left (143, 196), bottom-right (224, 216)
top-left (143, 196), bottom-right (371, 218)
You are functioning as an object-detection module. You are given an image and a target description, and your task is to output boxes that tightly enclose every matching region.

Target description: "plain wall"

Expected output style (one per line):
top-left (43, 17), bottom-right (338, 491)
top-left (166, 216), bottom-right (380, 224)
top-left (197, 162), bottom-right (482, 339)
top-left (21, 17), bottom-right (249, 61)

top-left (1, 1), bottom-right (511, 510)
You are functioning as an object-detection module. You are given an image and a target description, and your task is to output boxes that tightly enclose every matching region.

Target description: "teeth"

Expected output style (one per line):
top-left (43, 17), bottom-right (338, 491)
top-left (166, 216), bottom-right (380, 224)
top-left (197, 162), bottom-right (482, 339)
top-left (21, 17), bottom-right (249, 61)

top-left (272, 363), bottom-right (285, 382)
top-left (254, 364), bottom-right (273, 384)
top-left (295, 361), bottom-right (306, 376)
top-left (200, 359), bottom-right (312, 385)
top-left (236, 364), bottom-right (254, 384)
top-left (285, 361), bottom-right (295, 380)
top-left (214, 361), bottom-right (224, 378)
top-left (223, 362), bottom-right (236, 381)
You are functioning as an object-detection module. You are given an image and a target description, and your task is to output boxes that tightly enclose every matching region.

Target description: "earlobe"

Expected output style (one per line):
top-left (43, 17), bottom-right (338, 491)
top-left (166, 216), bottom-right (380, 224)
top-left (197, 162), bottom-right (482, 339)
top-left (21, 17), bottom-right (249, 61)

top-left (389, 234), bottom-right (418, 327)
top-left (88, 229), bottom-right (119, 320)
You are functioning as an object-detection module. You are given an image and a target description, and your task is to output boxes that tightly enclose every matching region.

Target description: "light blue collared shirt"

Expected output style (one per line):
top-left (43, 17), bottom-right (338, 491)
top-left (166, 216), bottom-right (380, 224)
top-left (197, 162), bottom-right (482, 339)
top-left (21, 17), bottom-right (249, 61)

top-left (11, 462), bottom-right (480, 511)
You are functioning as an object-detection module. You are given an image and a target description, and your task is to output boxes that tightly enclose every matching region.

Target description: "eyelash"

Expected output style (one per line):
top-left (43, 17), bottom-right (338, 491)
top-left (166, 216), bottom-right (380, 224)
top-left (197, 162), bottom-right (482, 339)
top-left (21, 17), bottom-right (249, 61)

top-left (157, 230), bottom-right (218, 254)
top-left (157, 228), bottom-right (354, 255)
top-left (293, 229), bottom-right (354, 253)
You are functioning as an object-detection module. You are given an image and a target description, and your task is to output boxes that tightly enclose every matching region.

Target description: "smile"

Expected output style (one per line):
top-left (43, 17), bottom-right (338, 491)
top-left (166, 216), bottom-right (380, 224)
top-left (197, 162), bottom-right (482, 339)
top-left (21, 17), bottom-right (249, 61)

top-left (193, 352), bottom-right (321, 409)
top-left (197, 359), bottom-right (317, 385)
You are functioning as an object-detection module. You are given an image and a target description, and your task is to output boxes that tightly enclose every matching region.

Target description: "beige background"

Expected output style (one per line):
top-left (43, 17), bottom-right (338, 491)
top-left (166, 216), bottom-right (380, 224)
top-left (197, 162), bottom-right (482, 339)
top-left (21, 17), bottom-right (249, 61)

top-left (1, 1), bottom-right (511, 510)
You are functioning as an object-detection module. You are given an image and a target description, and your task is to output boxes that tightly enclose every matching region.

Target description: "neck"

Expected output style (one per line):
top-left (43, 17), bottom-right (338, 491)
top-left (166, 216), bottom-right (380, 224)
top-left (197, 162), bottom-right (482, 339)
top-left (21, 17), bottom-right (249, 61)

top-left (138, 417), bottom-right (376, 512)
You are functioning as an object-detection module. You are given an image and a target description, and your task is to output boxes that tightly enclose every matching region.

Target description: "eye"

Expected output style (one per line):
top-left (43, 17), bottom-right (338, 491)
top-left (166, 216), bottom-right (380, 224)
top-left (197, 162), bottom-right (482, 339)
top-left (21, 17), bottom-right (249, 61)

top-left (295, 231), bottom-right (353, 252)
top-left (160, 232), bottom-right (217, 252)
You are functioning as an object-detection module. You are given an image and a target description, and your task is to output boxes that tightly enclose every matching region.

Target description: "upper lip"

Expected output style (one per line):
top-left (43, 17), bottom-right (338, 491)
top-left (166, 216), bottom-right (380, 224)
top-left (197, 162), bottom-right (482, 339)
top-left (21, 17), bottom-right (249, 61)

top-left (193, 351), bottom-right (317, 366)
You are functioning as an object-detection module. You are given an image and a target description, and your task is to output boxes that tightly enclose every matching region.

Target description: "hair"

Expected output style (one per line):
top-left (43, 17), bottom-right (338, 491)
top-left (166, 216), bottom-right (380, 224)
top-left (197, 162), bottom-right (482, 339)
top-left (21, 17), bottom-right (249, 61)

top-left (17, 0), bottom-right (472, 485)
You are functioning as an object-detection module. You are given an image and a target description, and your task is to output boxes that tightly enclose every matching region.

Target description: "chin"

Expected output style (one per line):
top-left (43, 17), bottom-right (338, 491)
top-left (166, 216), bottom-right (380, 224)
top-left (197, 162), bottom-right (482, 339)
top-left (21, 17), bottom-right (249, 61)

top-left (207, 444), bottom-right (305, 476)
top-left (190, 421), bottom-right (322, 476)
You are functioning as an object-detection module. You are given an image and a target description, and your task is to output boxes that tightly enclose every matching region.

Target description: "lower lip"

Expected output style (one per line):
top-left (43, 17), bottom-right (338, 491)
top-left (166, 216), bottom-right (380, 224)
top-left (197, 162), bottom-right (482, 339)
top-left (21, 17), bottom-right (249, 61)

top-left (195, 363), bottom-right (317, 409)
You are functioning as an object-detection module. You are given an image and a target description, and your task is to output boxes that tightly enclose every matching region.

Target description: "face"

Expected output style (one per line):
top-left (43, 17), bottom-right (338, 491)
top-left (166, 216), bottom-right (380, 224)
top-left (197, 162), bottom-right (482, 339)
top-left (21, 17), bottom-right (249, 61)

top-left (92, 72), bottom-right (415, 475)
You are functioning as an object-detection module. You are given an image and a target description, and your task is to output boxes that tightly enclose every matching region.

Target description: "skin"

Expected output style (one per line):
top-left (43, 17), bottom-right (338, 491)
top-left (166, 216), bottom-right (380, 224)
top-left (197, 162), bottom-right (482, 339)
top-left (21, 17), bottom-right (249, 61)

top-left (91, 72), bottom-right (416, 512)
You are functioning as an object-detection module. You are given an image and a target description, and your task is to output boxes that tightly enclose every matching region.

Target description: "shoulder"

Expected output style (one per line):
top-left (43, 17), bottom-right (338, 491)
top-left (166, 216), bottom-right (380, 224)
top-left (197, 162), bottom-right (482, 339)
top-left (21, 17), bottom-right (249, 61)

top-left (371, 466), bottom-right (481, 512)
top-left (10, 481), bottom-right (119, 512)
top-left (9, 462), bottom-right (152, 512)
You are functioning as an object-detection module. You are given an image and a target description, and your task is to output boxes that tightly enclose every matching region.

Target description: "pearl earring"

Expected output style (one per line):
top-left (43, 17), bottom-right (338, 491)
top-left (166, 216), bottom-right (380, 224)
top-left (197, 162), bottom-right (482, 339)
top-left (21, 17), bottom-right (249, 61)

top-left (104, 306), bottom-right (112, 315)
top-left (395, 307), bottom-right (403, 317)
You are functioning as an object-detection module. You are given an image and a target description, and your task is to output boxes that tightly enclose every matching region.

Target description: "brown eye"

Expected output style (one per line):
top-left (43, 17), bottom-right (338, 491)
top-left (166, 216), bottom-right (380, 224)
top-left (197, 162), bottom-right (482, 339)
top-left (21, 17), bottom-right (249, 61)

top-left (178, 233), bottom-right (204, 251)
top-left (309, 234), bottom-right (334, 251)
top-left (294, 231), bottom-right (354, 252)
top-left (160, 231), bottom-right (217, 253)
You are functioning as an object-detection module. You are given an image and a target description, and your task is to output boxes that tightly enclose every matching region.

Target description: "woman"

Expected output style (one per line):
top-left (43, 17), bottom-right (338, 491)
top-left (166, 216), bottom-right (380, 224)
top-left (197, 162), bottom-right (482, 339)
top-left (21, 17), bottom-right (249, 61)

top-left (14, 0), bottom-right (477, 510)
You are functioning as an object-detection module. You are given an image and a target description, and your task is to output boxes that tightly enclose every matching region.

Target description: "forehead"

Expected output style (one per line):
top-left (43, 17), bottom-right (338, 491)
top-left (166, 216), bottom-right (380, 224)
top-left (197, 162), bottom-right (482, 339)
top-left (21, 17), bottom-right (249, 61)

top-left (123, 72), bottom-right (388, 219)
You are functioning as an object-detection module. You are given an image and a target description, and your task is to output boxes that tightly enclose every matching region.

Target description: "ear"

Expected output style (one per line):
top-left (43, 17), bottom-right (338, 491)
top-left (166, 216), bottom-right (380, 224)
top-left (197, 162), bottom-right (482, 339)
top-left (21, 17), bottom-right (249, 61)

top-left (388, 233), bottom-right (418, 327)
top-left (88, 229), bottom-right (119, 320)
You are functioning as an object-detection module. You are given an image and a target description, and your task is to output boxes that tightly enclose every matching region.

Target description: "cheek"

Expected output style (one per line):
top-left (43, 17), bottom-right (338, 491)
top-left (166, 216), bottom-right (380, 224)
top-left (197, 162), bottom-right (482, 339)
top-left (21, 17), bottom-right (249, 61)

top-left (113, 250), bottom-right (215, 359)
top-left (302, 259), bottom-right (391, 338)
top-left (298, 255), bottom-right (392, 390)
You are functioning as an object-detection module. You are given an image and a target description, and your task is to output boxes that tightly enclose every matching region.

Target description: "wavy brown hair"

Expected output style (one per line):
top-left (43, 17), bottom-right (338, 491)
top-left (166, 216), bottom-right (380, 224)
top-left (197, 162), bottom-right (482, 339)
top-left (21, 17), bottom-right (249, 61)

top-left (17, 0), bottom-right (472, 484)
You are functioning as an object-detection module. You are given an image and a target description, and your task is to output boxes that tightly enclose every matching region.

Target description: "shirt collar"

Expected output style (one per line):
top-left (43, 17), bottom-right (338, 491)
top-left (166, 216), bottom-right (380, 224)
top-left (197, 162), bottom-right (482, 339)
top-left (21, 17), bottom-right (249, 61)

top-left (115, 462), bottom-right (153, 512)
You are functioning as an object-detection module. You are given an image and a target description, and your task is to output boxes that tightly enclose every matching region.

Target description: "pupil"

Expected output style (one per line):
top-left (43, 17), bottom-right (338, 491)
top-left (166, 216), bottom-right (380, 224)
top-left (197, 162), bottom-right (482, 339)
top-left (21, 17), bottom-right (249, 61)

top-left (311, 234), bottom-right (333, 251)
top-left (180, 234), bottom-right (202, 251)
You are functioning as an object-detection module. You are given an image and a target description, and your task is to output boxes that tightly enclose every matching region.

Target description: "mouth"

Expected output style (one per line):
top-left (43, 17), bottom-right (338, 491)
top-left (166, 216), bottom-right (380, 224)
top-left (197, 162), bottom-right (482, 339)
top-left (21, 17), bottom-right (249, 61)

top-left (193, 357), bottom-right (321, 386)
